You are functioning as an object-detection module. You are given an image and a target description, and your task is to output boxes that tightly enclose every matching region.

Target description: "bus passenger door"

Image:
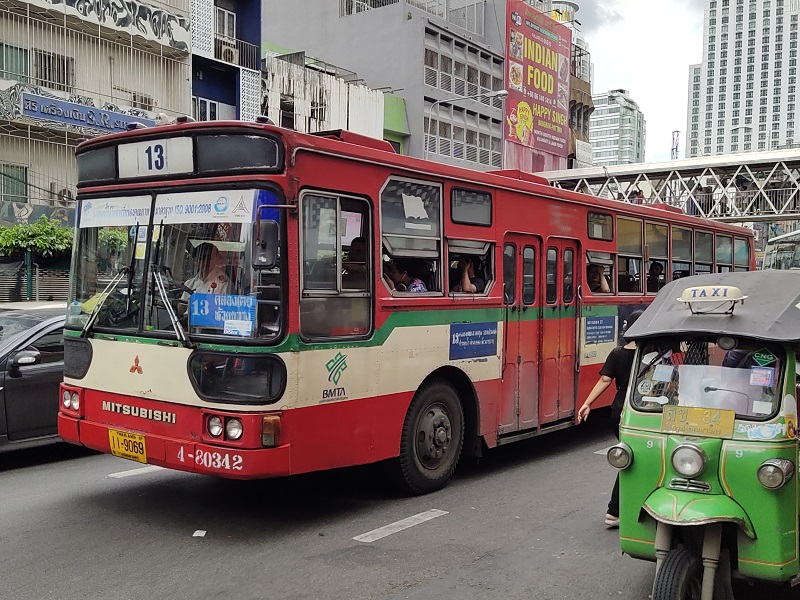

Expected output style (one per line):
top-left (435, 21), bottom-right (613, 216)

top-left (499, 237), bottom-right (540, 434)
top-left (540, 240), bottom-right (578, 425)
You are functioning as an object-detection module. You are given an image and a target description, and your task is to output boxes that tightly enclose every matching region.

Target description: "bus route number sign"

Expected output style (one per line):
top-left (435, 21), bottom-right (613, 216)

top-left (118, 137), bottom-right (193, 178)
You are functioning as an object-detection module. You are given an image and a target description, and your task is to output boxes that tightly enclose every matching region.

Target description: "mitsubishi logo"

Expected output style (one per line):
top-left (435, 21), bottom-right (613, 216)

top-left (130, 355), bottom-right (143, 374)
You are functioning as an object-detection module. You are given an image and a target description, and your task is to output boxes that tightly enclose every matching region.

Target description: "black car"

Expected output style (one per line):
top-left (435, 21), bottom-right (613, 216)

top-left (0, 303), bottom-right (66, 451)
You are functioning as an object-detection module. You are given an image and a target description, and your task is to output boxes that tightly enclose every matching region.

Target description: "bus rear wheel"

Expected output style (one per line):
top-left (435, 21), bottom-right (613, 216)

top-left (652, 548), bottom-right (702, 600)
top-left (396, 378), bottom-right (464, 495)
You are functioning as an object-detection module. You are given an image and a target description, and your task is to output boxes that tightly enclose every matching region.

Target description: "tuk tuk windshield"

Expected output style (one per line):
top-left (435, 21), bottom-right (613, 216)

top-left (632, 337), bottom-right (784, 419)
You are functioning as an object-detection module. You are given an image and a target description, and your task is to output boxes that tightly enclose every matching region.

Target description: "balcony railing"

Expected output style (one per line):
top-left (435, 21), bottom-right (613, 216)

top-left (214, 35), bottom-right (259, 71)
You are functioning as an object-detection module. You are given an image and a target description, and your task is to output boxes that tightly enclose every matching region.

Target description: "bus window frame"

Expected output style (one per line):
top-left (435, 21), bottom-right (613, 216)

top-left (671, 225), bottom-right (694, 281)
top-left (645, 221), bottom-right (668, 294)
top-left (616, 217), bottom-right (643, 294)
top-left (379, 176), bottom-right (444, 297)
top-left (587, 212), bottom-right (614, 241)
top-left (695, 229), bottom-right (715, 274)
top-left (450, 187), bottom-right (492, 227)
top-left (715, 233), bottom-right (733, 272)
top-left (299, 189), bottom-right (374, 342)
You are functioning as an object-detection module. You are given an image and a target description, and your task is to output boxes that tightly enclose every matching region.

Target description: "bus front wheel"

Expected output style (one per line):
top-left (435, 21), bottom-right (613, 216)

top-left (396, 378), bottom-right (464, 495)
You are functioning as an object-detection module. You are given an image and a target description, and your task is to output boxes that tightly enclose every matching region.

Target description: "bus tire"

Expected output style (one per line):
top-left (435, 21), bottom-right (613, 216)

top-left (652, 548), bottom-right (702, 600)
top-left (396, 378), bottom-right (464, 495)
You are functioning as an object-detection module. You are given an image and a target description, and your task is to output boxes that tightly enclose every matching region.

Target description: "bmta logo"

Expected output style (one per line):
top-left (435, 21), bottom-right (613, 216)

top-left (325, 352), bottom-right (347, 385)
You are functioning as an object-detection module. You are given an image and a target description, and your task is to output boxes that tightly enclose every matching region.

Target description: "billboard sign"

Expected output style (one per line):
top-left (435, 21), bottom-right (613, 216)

top-left (505, 1), bottom-right (572, 156)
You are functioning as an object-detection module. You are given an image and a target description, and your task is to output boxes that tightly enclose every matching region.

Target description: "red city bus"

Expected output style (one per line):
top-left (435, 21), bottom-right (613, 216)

top-left (58, 120), bottom-right (754, 494)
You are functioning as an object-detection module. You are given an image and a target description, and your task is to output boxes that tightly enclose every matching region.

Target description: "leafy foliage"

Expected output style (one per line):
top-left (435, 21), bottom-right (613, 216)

top-left (99, 228), bottom-right (128, 255)
top-left (0, 216), bottom-right (74, 258)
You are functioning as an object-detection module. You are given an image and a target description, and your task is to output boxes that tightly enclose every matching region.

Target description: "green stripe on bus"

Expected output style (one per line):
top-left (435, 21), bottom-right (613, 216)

top-left (67, 304), bottom-right (584, 353)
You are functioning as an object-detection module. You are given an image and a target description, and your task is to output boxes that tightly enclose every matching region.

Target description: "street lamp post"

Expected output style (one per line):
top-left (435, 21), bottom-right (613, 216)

top-left (424, 89), bottom-right (509, 162)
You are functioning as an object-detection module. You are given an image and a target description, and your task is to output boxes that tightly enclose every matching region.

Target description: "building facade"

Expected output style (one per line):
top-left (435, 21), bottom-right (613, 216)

top-left (0, 0), bottom-right (192, 216)
top-left (589, 89), bottom-right (646, 167)
top-left (189, 0), bottom-right (261, 122)
top-left (685, 0), bottom-right (800, 158)
top-left (264, 0), bottom-right (591, 173)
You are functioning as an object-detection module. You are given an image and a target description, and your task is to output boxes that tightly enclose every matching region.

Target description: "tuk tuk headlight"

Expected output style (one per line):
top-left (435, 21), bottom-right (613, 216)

top-left (607, 443), bottom-right (633, 469)
top-left (672, 444), bottom-right (707, 478)
top-left (757, 459), bottom-right (795, 490)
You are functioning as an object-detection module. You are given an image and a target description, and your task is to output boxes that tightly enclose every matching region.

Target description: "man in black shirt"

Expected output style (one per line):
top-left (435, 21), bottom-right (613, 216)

top-left (577, 310), bottom-right (644, 528)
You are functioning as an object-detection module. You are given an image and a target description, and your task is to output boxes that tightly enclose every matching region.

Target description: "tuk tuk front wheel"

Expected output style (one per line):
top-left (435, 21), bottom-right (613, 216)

top-left (653, 548), bottom-right (702, 600)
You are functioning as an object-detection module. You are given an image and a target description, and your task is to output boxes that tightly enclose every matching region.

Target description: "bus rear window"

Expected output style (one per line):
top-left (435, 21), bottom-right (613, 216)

top-left (77, 146), bottom-right (116, 183)
top-left (588, 212), bottom-right (613, 241)
top-left (196, 135), bottom-right (281, 173)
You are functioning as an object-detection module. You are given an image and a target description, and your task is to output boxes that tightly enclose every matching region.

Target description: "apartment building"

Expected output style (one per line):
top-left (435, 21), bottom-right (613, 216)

top-left (589, 89), bottom-right (646, 167)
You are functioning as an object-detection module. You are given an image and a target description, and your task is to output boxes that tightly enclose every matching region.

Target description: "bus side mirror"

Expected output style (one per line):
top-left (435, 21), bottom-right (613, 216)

top-left (253, 220), bottom-right (278, 269)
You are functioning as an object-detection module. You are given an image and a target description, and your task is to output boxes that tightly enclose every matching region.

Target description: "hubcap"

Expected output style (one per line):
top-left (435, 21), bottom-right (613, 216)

top-left (415, 404), bottom-right (453, 471)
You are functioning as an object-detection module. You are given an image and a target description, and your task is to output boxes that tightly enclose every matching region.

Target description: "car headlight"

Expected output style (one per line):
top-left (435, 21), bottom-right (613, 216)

top-left (607, 443), bottom-right (633, 469)
top-left (672, 444), bottom-right (707, 478)
top-left (207, 415), bottom-right (223, 437)
top-left (757, 459), bottom-right (795, 489)
top-left (225, 418), bottom-right (243, 441)
top-left (70, 392), bottom-right (80, 411)
top-left (62, 390), bottom-right (71, 408)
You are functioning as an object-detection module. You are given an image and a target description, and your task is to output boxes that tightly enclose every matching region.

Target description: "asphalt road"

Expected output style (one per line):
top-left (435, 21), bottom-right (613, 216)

top-left (0, 415), bottom-right (790, 600)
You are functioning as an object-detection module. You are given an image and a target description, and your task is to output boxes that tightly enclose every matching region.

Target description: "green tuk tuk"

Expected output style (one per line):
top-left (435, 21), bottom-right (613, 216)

top-left (608, 271), bottom-right (800, 600)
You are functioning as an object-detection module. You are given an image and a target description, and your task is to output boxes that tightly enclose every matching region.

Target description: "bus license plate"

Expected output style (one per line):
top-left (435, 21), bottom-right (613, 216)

top-left (661, 406), bottom-right (735, 438)
top-left (108, 429), bottom-right (148, 463)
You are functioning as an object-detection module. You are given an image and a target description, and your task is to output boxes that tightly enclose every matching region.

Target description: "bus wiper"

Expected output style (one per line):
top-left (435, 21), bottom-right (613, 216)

top-left (80, 267), bottom-right (130, 337)
top-left (126, 223), bottom-right (140, 313)
top-left (152, 267), bottom-right (194, 348)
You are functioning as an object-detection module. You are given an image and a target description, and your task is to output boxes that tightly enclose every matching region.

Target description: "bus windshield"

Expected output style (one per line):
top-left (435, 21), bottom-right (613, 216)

top-left (631, 337), bottom-right (784, 420)
top-left (70, 189), bottom-right (283, 340)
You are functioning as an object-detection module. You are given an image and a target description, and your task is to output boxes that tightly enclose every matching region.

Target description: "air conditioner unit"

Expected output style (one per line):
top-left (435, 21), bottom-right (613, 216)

top-left (220, 41), bottom-right (239, 64)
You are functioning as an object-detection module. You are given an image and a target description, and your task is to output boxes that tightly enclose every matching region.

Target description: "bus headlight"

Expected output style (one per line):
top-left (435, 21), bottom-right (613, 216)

top-left (607, 443), bottom-right (633, 469)
top-left (672, 444), bottom-right (707, 478)
top-left (757, 459), bottom-right (795, 489)
top-left (207, 415), bottom-right (223, 438)
top-left (225, 418), bottom-right (243, 441)
top-left (62, 390), bottom-right (72, 408)
top-left (70, 392), bottom-right (80, 411)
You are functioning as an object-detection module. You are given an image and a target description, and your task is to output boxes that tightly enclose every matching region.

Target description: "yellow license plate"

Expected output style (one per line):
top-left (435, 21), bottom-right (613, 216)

top-left (661, 406), bottom-right (736, 438)
top-left (108, 429), bottom-right (147, 463)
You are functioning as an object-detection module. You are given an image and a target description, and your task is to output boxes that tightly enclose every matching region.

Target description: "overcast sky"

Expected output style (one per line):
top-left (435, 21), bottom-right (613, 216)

top-left (576, 0), bottom-right (707, 162)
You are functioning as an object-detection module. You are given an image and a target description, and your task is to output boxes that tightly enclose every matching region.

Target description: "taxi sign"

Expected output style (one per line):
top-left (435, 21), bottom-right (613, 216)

top-left (678, 285), bottom-right (747, 303)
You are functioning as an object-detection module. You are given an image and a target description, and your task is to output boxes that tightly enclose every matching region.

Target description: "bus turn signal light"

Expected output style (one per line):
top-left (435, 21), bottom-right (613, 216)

top-left (262, 416), bottom-right (281, 447)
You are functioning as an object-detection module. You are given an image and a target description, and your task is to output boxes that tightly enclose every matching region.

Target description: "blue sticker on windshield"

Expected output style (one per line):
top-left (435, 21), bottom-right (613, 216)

top-left (189, 294), bottom-right (256, 334)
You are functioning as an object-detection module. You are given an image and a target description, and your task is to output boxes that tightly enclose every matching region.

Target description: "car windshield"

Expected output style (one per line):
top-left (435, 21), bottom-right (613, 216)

top-left (69, 190), bottom-right (283, 341)
top-left (0, 313), bottom-right (46, 350)
top-left (631, 337), bottom-right (784, 419)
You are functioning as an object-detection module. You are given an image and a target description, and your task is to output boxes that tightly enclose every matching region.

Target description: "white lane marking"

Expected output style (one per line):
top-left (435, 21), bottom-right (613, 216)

top-left (353, 509), bottom-right (448, 543)
top-left (193, 530), bottom-right (207, 537)
top-left (594, 446), bottom-right (615, 455)
top-left (107, 465), bottom-right (164, 479)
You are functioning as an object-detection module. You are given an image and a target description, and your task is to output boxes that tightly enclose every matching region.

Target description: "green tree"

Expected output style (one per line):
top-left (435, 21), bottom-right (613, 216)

top-left (0, 215), bottom-right (74, 258)
top-left (99, 228), bottom-right (127, 255)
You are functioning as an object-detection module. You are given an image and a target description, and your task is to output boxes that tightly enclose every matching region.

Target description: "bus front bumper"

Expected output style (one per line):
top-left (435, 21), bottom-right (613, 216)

top-left (58, 413), bottom-right (291, 479)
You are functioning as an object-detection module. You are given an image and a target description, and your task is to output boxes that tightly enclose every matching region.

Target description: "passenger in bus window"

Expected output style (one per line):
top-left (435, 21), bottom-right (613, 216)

top-left (646, 261), bottom-right (665, 293)
top-left (384, 258), bottom-right (428, 292)
top-left (343, 237), bottom-right (367, 273)
top-left (586, 264), bottom-right (611, 293)
top-left (451, 256), bottom-right (486, 293)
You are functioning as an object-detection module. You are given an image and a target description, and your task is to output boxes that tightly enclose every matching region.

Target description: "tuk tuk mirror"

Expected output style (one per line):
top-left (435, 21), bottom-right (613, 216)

top-left (253, 220), bottom-right (278, 269)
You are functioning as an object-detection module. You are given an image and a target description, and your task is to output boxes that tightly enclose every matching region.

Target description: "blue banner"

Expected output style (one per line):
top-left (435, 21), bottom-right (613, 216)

top-left (584, 315), bottom-right (616, 344)
top-left (189, 294), bottom-right (257, 336)
top-left (22, 93), bottom-right (155, 133)
top-left (449, 322), bottom-right (498, 360)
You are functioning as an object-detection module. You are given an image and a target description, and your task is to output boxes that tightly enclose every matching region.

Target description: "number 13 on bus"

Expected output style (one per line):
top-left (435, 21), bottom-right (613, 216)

top-left (59, 119), bottom-right (753, 494)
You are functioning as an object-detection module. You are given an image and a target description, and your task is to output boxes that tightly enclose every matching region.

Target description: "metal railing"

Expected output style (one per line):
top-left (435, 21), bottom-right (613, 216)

top-left (214, 35), bottom-right (259, 71)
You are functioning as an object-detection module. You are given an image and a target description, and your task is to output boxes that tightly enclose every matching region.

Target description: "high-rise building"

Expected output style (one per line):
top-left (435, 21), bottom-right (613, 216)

top-left (686, 0), bottom-right (799, 158)
top-left (264, 0), bottom-right (593, 173)
top-left (589, 89), bottom-right (646, 166)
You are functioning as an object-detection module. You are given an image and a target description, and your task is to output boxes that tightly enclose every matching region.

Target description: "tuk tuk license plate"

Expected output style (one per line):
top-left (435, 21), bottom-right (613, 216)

top-left (661, 406), bottom-right (736, 438)
top-left (108, 429), bottom-right (147, 463)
